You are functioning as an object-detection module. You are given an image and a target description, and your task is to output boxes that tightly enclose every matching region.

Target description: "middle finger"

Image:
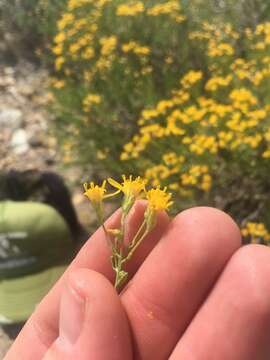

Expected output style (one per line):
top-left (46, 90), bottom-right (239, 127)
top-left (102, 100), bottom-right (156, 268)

top-left (121, 207), bottom-right (241, 359)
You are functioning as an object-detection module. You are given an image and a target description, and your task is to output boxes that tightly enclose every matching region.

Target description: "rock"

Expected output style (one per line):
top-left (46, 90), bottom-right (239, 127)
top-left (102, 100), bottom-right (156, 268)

top-left (0, 108), bottom-right (22, 129)
top-left (28, 131), bottom-right (45, 147)
top-left (0, 75), bottom-right (15, 88)
top-left (4, 67), bottom-right (15, 76)
top-left (10, 129), bottom-right (29, 154)
top-left (0, 327), bottom-right (13, 359)
top-left (16, 82), bottom-right (34, 97)
top-left (45, 157), bottom-right (55, 165)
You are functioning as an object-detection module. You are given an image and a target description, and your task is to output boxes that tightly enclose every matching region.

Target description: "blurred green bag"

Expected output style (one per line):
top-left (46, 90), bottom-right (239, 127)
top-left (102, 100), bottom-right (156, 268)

top-left (0, 200), bottom-right (74, 324)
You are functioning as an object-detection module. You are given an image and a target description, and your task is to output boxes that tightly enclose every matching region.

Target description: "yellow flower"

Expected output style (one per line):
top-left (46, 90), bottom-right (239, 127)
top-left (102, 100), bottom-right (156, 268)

top-left (122, 41), bottom-right (150, 56)
top-left (147, 1), bottom-right (180, 16)
top-left (108, 175), bottom-right (146, 198)
top-left (146, 187), bottom-right (173, 211)
top-left (262, 150), bottom-right (270, 158)
top-left (83, 94), bottom-right (101, 111)
top-left (241, 222), bottom-right (270, 242)
top-left (83, 180), bottom-right (107, 204)
top-left (108, 175), bottom-right (147, 213)
top-left (241, 228), bottom-right (249, 237)
top-left (181, 70), bottom-right (203, 88)
top-left (55, 56), bottom-right (65, 71)
top-left (100, 36), bottom-right (117, 56)
top-left (144, 187), bottom-right (173, 231)
top-left (52, 45), bottom-right (63, 55)
top-left (52, 80), bottom-right (65, 89)
top-left (54, 32), bottom-right (66, 44)
top-left (116, 2), bottom-right (144, 16)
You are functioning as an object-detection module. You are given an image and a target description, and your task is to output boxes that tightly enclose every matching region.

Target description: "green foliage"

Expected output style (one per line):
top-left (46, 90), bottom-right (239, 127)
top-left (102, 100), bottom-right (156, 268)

top-left (0, 0), bottom-right (66, 59)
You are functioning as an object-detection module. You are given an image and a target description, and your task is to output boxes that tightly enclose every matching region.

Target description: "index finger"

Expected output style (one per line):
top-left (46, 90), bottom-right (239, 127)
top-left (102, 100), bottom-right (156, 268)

top-left (5, 201), bottom-right (169, 360)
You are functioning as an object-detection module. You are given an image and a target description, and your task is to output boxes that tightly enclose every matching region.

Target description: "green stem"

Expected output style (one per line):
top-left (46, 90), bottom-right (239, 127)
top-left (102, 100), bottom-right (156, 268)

top-left (119, 212), bottom-right (127, 254)
top-left (113, 211), bottom-right (127, 289)
top-left (114, 267), bottom-right (128, 291)
top-left (102, 224), bottom-right (116, 251)
top-left (128, 218), bottom-right (147, 250)
top-left (123, 228), bottom-right (149, 264)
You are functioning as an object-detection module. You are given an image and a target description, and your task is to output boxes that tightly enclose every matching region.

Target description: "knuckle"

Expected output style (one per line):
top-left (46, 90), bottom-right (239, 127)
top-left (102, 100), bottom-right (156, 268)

top-left (29, 312), bottom-right (58, 349)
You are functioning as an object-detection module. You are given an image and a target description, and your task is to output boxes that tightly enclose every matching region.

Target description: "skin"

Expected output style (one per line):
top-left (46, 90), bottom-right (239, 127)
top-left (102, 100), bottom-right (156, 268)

top-left (4, 202), bottom-right (270, 360)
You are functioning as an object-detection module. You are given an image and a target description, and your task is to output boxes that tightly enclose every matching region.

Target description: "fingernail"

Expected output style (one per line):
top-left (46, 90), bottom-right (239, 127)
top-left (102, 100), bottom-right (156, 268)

top-left (58, 281), bottom-right (85, 349)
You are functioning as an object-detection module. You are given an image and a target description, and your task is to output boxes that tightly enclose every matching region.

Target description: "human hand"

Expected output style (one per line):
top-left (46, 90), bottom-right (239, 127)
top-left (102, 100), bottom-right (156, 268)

top-left (5, 202), bottom-right (270, 359)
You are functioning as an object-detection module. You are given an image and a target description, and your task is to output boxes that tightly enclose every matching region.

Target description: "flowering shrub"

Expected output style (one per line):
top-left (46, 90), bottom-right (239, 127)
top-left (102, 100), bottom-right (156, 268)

top-left (50, 0), bottom-right (190, 170)
top-left (121, 22), bottom-right (270, 241)
top-left (51, 0), bottom-right (270, 244)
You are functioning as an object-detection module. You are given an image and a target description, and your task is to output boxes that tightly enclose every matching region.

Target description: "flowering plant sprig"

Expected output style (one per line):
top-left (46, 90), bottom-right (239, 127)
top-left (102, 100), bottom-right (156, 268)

top-left (84, 175), bottom-right (173, 290)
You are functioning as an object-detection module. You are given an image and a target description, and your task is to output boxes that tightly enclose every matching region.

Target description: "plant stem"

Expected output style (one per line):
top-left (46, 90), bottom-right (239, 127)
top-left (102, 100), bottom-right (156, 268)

top-left (113, 211), bottom-right (127, 289)
top-left (128, 218), bottom-right (147, 250)
top-left (123, 228), bottom-right (149, 264)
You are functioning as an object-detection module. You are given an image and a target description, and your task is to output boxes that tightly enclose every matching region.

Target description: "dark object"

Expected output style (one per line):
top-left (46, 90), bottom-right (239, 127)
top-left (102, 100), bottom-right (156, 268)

top-left (1, 323), bottom-right (24, 340)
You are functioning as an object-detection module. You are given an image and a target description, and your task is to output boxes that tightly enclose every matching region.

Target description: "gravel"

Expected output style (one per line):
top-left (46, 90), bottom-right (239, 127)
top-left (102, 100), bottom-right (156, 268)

top-left (0, 327), bottom-right (13, 359)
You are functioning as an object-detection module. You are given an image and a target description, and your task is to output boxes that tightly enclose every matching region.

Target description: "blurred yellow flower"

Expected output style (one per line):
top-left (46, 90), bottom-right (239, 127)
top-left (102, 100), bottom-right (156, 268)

top-left (146, 187), bottom-right (173, 211)
top-left (116, 2), bottom-right (144, 16)
top-left (83, 180), bottom-right (107, 204)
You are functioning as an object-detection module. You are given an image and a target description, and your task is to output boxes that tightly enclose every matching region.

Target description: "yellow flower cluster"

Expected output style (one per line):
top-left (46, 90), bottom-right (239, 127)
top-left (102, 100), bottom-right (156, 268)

top-left (120, 21), bottom-right (270, 198)
top-left (55, 56), bottom-right (65, 71)
top-left (147, 1), bottom-right (185, 22)
top-left (95, 36), bottom-right (118, 70)
top-left (241, 222), bottom-right (270, 243)
top-left (144, 161), bottom-right (212, 193)
top-left (229, 88), bottom-right (258, 105)
top-left (116, 2), bottom-right (144, 16)
top-left (51, 78), bottom-right (65, 89)
top-left (51, 0), bottom-right (186, 101)
top-left (205, 75), bottom-right (232, 92)
top-left (181, 70), bottom-right (203, 88)
top-left (189, 135), bottom-right (218, 155)
top-left (252, 22), bottom-right (270, 51)
top-left (121, 65), bottom-right (269, 164)
top-left (208, 41), bottom-right (234, 57)
top-left (147, 1), bottom-right (180, 16)
top-left (84, 175), bottom-right (173, 214)
top-left (190, 22), bottom-right (238, 58)
top-left (122, 41), bottom-right (150, 56)
top-left (100, 36), bottom-right (117, 56)
top-left (262, 128), bottom-right (270, 158)
top-left (52, 0), bottom-right (114, 75)
top-left (57, 13), bottom-right (75, 31)
top-left (144, 154), bottom-right (184, 187)
top-left (163, 152), bottom-right (185, 166)
top-left (67, 0), bottom-right (95, 11)
top-left (231, 58), bottom-right (254, 81)
top-left (181, 165), bottom-right (212, 192)
top-left (83, 94), bottom-right (101, 112)
top-left (115, 0), bottom-right (185, 23)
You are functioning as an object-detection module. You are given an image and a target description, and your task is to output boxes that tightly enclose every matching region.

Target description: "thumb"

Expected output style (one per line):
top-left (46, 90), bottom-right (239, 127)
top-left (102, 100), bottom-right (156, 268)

top-left (43, 268), bottom-right (132, 360)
